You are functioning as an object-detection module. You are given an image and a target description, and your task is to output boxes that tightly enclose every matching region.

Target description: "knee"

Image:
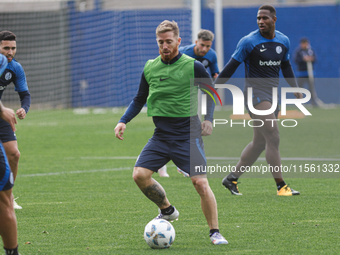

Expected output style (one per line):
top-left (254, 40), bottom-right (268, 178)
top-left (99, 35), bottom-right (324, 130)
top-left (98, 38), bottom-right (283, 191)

top-left (265, 130), bottom-right (280, 146)
top-left (252, 140), bottom-right (266, 151)
top-left (7, 149), bottom-right (20, 163)
top-left (132, 167), bottom-right (149, 184)
top-left (0, 191), bottom-right (15, 216)
top-left (192, 178), bottom-right (210, 196)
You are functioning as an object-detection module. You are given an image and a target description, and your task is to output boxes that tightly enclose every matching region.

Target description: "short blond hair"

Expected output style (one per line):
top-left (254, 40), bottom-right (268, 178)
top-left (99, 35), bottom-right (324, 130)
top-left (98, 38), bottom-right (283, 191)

top-left (156, 20), bottom-right (179, 38)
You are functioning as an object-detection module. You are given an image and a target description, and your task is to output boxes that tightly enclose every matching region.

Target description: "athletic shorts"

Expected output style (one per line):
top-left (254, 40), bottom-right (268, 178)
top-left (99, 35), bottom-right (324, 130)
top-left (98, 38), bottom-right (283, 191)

top-left (0, 142), bottom-right (14, 191)
top-left (135, 136), bottom-right (207, 177)
top-left (244, 87), bottom-right (280, 118)
top-left (0, 118), bottom-right (17, 143)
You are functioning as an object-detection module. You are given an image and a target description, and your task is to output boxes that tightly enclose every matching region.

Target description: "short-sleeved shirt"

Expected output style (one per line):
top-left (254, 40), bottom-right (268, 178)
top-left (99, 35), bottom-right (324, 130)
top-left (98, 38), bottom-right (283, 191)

top-left (0, 58), bottom-right (28, 99)
top-left (231, 29), bottom-right (290, 90)
top-left (179, 44), bottom-right (219, 77)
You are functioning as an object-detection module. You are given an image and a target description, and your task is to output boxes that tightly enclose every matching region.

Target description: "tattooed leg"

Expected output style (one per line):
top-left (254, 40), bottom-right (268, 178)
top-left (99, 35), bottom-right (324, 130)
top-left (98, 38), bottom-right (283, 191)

top-left (133, 167), bottom-right (171, 209)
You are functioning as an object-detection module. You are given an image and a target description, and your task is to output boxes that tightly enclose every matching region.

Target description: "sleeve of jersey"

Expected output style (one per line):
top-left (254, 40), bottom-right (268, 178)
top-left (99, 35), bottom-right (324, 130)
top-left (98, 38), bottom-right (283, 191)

top-left (13, 63), bottom-right (29, 92)
top-left (0, 54), bottom-right (7, 77)
top-left (194, 61), bottom-right (215, 122)
top-left (214, 58), bottom-right (241, 84)
top-left (231, 36), bottom-right (250, 63)
top-left (119, 72), bottom-right (149, 124)
top-left (281, 60), bottom-right (298, 87)
top-left (210, 51), bottom-right (219, 75)
top-left (283, 36), bottom-right (291, 62)
top-left (18, 91), bottom-right (31, 113)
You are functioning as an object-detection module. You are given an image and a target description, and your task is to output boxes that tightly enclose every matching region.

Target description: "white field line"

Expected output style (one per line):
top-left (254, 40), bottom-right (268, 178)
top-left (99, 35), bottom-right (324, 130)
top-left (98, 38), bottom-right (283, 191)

top-left (80, 156), bottom-right (340, 162)
top-left (19, 167), bottom-right (132, 178)
top-left (19, 156), bottom-right (339, 178)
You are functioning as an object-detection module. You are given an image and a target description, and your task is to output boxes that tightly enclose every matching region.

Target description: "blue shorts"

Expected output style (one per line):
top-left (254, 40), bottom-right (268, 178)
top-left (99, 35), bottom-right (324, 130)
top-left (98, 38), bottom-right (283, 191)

top-left (244, 88), bottom-right (280, 118)
top-left (0, 142), bottom-right (14, 191)
top-left (135, 136), bottom-right (207, 177)
top-left (0, 118), bottom-right (17, 143)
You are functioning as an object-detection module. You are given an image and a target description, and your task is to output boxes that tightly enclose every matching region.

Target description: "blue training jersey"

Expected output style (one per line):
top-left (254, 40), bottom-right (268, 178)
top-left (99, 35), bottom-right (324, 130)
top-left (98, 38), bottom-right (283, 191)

top-left (232, 29), bottom-right (290, 89)
top-left (179, 44), bottom-right (219, 77)
top-left (0, 58), bottom-right (28, 99)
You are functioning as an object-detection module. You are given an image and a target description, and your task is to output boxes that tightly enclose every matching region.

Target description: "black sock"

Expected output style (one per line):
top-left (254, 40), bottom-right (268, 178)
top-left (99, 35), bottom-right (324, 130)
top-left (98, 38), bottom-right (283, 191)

top-left (209, 229), bottom-right (219, 237)
top-left (161, 205), bottom-right (174, 215)
top-left (277, 181), bottom-right (286, 190)
top-left (4, 246), bottom-right (19, 255)
top-left (227, 173), bottom-right (239, 182)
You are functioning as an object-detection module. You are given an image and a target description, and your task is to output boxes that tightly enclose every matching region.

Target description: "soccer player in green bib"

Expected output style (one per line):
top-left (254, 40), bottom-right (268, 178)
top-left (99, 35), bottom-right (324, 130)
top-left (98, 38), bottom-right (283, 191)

top-left (115, 20), bottom-right (228, 245)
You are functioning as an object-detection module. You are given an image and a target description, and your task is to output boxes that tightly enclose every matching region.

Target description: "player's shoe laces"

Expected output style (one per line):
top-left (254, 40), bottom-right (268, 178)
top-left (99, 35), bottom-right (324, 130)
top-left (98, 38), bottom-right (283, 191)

top-left (210, 232), bottom-right (228, 245)
top-left (158, 165), bottom-right (169, 177)
top-left (177, 167), bottom-right (189, 177)
top-left (277, 185), bottom-right (300, 196)
top-left (13, 197), bottom-right (22, 210)
top-left (222, 176), bottom-right (242, 195)
top-left (155, 207), bottom-right (179, 222)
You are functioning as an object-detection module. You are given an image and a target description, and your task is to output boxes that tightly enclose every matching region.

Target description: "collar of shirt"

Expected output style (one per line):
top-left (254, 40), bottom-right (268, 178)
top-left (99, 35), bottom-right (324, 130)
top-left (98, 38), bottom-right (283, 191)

top-left (161, 52), bottom-right (182, 65)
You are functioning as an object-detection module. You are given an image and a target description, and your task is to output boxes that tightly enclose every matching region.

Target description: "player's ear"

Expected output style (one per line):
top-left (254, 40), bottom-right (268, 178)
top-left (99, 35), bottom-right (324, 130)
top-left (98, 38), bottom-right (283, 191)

top-left (178, 37), bottom-right (181, 45)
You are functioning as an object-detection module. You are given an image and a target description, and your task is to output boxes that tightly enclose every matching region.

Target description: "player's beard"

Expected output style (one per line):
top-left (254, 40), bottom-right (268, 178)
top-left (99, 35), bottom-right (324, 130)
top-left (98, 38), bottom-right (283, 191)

top-left (160, 48), bottom-right (178, 62)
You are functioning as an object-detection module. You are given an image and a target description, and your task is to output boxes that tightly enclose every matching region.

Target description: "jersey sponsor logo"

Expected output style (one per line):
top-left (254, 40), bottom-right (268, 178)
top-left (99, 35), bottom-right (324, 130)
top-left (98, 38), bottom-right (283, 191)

top-left (5, 72), bottom-right (11, 80)
top-left (276, 46), bottom-right (283, 54)
top-left (259, 60), bottom-right (281, 66)
top-left (159, 77), bottom-right (170, 81)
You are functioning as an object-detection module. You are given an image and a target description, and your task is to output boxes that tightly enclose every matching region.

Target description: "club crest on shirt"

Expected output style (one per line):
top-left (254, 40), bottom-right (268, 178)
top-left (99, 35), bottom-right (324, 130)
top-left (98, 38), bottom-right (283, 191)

top-left (5, 72), bottom-right (12, 80)
top-left (202, 59), bottom-right (209, 68)
top-left (175, 69), bottom-right (184, 78)
top-left (276, 46), bottom-right (282, 54)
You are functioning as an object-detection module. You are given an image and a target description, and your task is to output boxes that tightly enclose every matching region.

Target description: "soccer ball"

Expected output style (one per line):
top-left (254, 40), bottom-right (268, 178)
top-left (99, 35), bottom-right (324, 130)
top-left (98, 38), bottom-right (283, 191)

top-left (144, 219), bottom-right (175, 249)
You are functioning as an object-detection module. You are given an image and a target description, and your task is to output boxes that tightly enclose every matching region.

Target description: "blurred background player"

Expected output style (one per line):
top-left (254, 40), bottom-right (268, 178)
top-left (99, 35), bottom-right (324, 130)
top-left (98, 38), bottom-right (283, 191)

top-left (115, 20), bottom-right (228, 245)
top-left (0, 30), bottom-right (31, 209)
top-left (215, 5), bottom-right (302, 196)
top-left (158, 29), bottom-right (219, 177)
top-left (293, 37), bottom-right (322, 107)
top-left (179, 29), bottom-right (219, 79)
top-left (0, 53), bottom-right (19, 255)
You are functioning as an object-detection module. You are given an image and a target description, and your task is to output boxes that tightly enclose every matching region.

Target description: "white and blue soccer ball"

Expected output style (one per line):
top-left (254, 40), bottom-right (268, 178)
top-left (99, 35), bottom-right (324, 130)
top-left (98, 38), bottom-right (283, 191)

top-left (144, 219), bottom-right (175, 249)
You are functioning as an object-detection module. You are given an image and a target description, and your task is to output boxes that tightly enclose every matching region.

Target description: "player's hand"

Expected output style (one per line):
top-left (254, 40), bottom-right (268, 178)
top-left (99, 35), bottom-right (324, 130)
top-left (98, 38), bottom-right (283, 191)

top-left (201, 120), bottom-right (213, 136)
top-left (0, 105), bottom-right (17, 132)
top-left (303, 56), bottom-right (314, 62)
top-left (114, 122), bottom-right (126, 140)
top-left (16, 108), bottom-right (26, 119)
top-left (294, 92), bottom-right (303, 99)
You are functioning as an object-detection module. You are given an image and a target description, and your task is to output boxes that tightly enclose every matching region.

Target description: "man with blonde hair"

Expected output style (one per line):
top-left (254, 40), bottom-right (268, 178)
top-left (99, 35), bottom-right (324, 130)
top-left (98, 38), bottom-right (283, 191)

top-left (115, 20), bottom-right (228, 245)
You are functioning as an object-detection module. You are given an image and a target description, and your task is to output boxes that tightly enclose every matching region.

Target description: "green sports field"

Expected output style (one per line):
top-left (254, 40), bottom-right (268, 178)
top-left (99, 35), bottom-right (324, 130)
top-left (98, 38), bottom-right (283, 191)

top-left (13, 106), bottom-right (340, 254)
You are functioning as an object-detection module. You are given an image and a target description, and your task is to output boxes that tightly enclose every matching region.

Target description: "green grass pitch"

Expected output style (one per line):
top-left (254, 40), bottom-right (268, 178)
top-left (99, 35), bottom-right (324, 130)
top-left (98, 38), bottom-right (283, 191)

top-left (12, 106), bottom-right (340, 254)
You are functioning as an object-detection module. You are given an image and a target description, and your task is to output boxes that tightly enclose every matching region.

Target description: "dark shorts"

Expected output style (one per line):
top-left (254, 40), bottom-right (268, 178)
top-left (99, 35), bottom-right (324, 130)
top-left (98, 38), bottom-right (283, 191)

top-left (0, 118), bottom-right (17, 143)
top-left (0, 142), bottom-right (14, 191)
top-left (244, 87), bottom-right (280, 118)
top-left (135, 136), bottom-right (207, 177)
